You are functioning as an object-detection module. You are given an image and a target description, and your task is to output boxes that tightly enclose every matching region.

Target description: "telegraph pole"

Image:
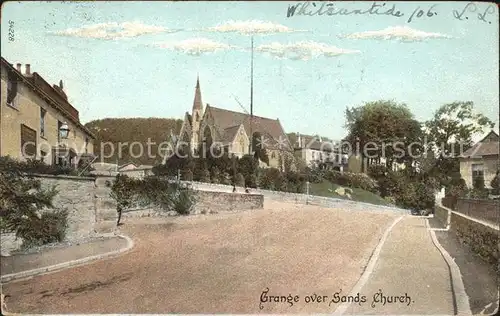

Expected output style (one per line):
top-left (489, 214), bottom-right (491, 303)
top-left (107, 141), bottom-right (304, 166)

top-left (249, 36), bottom-right (254, 155)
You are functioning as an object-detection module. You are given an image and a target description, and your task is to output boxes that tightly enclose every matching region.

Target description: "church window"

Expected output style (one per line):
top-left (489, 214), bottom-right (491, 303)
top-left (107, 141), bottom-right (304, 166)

top-left (196, 112), bottom-right (200, 121)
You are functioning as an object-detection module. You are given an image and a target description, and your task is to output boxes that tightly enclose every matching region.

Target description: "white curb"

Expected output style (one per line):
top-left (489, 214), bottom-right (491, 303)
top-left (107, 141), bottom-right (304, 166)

top-left (426, 218), bottom-right (472, 316)
top-left (333, 215), bottom-right (405, 316)
top-left (0, 234), bottom-right (134, 284)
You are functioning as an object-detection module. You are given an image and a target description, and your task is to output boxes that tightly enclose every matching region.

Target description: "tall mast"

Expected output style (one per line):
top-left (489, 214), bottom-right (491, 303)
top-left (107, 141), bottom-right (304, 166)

top-left (249, 36), bottom-right (254, 154)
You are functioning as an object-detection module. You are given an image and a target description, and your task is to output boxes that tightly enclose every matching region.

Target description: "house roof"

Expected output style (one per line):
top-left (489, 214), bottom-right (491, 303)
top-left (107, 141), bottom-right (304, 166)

top-left (1, 58), bottom-right (96, 139)
top-left (295, 133), bottom-right (338, 152)
top-left (461, 130), bottom-right (499, 158)
top-left (206, 105), bottom-right (291, 150)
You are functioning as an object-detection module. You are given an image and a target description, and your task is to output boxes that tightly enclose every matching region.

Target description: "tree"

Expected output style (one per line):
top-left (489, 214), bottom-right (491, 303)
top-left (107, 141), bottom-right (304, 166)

top-left (424, 101), bottom-right (495, 184)
top-left (344, 100), bottom-right (422, 171)
top-left (491, 170), bottom-right (500, 195)
top-left (252, 132), bottom-right (269, 165)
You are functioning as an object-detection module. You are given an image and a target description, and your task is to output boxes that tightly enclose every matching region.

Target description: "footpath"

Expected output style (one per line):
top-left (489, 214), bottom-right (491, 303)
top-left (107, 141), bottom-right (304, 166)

top-left (336, 216), bottom-right (460, 315)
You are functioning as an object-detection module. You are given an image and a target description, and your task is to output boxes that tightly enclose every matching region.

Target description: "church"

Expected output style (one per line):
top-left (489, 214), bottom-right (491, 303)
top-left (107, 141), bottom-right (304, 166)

top-left (177, 77), bottom-right (294, 169)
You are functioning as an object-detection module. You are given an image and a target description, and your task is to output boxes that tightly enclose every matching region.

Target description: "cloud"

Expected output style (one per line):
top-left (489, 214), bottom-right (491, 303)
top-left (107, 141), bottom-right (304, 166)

top-left (341, 26), bottom-right (453, 42)
top-left (255, 41), bottom-right (360, 61)
top-left (152, 38), bottom-right (236, 56)
top-left (204, 20), bottom-right (305, 35)
top-left (52, 21), bottom-right (176, 40)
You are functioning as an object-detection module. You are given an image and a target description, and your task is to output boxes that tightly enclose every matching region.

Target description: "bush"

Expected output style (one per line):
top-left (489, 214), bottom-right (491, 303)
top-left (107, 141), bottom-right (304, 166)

top-left (200, 169), bottom-right (211, 183)
top-left (0, 156), bottom-right (80, 176)
top-left (473, 175), bottom-right (485, 190)
top-left (170, 189), bottom-right (197, 215)
top-left (221, 172), bottom-right (231, 185)
top-left (211, 167), bottom-right (221, 184)
top-left (0, 162), bottom-right (68, 248)
top-left (234, 173), bottom-right (245, 187)
top-left (246, 173), bottom-right (258, 188)
top-left (491, 170), bottom-right (499, 195)
top-left (182, 169), bottom-right (193, 181)
top-left (18, 209), bottom-right (69, 248)
top-left (110, 175), bottom-right (198, 216)
top-left (325, 170), bottom-right (378, 193)
top-left (394, 181), bottom-right (434, 211)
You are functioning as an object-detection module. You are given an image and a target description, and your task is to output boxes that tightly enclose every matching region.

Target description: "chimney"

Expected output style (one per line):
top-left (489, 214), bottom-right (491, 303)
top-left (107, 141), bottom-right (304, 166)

top-left (16, 63), bottom-right (21, 72)
top-left (59, 80), bottom-right (64, 89)
top-left (25, 64), bottom-right (31, 75)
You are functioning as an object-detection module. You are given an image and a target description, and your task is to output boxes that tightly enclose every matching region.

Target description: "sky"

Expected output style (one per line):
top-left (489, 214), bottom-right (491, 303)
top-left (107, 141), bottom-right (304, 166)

top-left (1, 1), bottom-right (499, 141)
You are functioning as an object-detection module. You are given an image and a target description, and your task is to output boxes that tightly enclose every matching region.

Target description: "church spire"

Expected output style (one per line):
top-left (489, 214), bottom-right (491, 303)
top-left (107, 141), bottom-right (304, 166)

top-left (193, 74), bottom-right (202, 111)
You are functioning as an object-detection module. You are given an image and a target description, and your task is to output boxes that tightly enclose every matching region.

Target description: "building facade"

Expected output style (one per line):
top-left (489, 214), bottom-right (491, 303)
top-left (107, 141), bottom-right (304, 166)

top-left (460, 130), bottom-right (499, 189)
top-left (293, 133), bottom-right (348, 170)
top-left (177, 77), bottom-right (294, 169)
top-left (0, 58), bottom-right (95, 166)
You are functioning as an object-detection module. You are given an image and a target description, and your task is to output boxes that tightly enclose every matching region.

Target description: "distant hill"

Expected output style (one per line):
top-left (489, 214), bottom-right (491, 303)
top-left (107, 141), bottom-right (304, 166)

top-left (85, 117), bottom-right (183, 166)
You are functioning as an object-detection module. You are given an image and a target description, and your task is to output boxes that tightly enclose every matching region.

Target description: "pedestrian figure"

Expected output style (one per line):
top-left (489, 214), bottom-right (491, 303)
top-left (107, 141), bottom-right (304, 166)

top-left (117, 205), bottom-right (123, 226)
top-left (232, 184), bottom-right (236, 193)
top-left (245, 186), bottom-right (250, 193)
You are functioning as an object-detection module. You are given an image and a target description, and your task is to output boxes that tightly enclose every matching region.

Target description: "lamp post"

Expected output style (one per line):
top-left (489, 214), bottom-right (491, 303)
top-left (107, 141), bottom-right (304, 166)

top-left (59, 122), bottom-right (70, 140)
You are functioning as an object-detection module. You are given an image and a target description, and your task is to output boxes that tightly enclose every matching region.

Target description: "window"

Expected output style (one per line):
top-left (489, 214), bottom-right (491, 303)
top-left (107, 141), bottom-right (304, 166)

top-left (472, 163), bottom-right (484, 186)
top-left (20, 124), bottom-right (37, 158)
top-left (57, 121), bottom-right (62, 142)
top-left (271, 152), bottom-right (276, 159)
top-left (6, 73), bottom-right (18, 107)
top-left (84, 137), bottom-right (89, 154)
top-left (40, 150), bottom-right (47, 163)
top-left (40, 108), bottom-right (46, 137)
top-left (195, 112), bottom-right (200, 122)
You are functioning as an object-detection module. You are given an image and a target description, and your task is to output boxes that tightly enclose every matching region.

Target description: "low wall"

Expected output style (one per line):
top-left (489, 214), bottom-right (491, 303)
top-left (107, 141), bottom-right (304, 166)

top-left (183, 180), bottom-right (408, 213)
top-left (434, 205), bottom-right (449, 227)
top-left (123, 190), bottom-right (264, 218)
top-left (1, 174), bottom-right (118, 255)
top-left (455, 198), bottom-right (499, 225)
top-left (450, 211), bottom-right (499, 266)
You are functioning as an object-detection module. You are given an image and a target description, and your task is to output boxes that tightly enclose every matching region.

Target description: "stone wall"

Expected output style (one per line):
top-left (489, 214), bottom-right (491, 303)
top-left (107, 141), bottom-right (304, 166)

top-left (456, 198), bottom-right (499, 225)
top-left (1, 174), bottom-right (117, 255)
top-left (123, 190), bottom-right (264, 218)
top-left (450, 211), bottom-right (499, 266)
top-left (434, 205), bottom-right (450, 227)
top-left (182, 180), bottom-right (408, 213)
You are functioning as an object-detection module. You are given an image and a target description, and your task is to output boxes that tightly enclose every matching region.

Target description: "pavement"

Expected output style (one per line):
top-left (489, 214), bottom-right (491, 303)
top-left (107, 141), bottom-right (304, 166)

top-left (0, 201), bottom-right (492, 315)
top-left (342, 216), bottom-right (456, 315)
top-left (429, 217), bottom-right (499, 315)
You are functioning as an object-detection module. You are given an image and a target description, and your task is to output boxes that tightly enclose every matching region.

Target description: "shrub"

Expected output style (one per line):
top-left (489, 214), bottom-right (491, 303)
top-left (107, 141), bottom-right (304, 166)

top-left (183, 169), bottom-right (194, 181)
top-left (0, 162), bottom-right (68, 248)
top-left (200, 169), bottom-right (211, 183)
top-left (170, 189), bottom-right (197, 215)
top-left (221, 172), bottom-right (231, 185)
top-left (491, 170), bottom-right (500, 195)
top-left (473, 175), bottom-right (485, 190)
top-left (325, 170), bottom-right (378, 193)
top-left (211, 167), bottom-right (221, 184)
top-left (394, 181), bottom-right (434, 211)
top-left (234, 173), bottom-right (245, 187)
top-left (246, 173), bottom-right (258, 188)
top-left (18, 209), bottom-right (69, 248)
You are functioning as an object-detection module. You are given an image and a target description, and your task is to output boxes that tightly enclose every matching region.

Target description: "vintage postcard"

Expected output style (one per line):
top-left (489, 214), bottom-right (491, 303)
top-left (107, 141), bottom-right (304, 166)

top-left (0, 1), bottom-right (498, 315)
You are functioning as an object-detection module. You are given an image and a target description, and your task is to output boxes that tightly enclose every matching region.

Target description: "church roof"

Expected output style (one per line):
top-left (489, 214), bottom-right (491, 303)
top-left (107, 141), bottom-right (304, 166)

top-left (222, 125), bottom-right (242, 144)
top-left (192, 76), bottom-right (203, 111)
top-left (206, 105), bottom-right (291, 150)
